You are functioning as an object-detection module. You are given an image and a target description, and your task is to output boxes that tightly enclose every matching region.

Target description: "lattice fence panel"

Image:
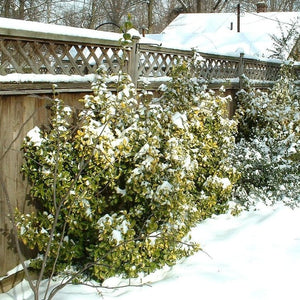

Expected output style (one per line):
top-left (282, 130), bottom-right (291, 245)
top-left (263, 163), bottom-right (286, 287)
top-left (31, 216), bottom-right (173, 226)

top-left (244, 62), bottom-right (281, 81)
top-left (195, 57), bottom-right (240, 79)
top-left (264, 64), bottom-right (281, 81)
top-left (0, 38), bottom-right (125, 76)
top-left (137, 49), bottom-right (241, 80)
top-left (137, 50), bottom-right (191, 77)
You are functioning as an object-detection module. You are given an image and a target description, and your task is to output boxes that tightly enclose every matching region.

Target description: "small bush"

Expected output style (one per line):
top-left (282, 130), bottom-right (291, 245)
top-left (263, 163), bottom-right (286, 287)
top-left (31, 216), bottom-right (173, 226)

top-left (16, 56), bottom-right (237, 282)
top-left (231, 63), bottom-right (300, 208)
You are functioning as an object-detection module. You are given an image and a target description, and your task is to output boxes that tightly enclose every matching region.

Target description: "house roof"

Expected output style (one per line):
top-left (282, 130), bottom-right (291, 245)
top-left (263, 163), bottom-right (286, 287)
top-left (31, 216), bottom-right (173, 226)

top-left (150, 12), bottom-right (299, 59)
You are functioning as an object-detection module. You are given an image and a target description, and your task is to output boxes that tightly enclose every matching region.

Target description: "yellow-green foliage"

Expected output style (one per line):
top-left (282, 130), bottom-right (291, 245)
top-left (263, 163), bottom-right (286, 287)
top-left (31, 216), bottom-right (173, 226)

top-left (16, 56), bottom-right (238, 281)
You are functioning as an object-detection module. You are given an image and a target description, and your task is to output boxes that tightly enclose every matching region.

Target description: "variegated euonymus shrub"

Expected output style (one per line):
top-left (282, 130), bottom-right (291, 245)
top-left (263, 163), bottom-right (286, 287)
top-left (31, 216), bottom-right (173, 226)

top-left (231, 63), bottom-right (300, 207)
top-left (16, 57), bottom-right (238, 282)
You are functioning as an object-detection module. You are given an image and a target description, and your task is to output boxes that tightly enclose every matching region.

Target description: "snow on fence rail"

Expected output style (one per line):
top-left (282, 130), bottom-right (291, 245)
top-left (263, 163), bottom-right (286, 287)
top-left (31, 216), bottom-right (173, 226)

top-left (1, 17), bottom-right (299, 93)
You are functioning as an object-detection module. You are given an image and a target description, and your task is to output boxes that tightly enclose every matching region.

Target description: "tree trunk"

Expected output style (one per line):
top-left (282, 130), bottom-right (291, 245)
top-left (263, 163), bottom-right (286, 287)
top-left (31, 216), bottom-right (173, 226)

top-left (4, 0), bottom-right (12, 17)
top-left (196, 0), bottom-right (202, 12)
top-left (18, 0), bottom-right (25, 19)
top-left (148, 0), bottom-right (154, 33)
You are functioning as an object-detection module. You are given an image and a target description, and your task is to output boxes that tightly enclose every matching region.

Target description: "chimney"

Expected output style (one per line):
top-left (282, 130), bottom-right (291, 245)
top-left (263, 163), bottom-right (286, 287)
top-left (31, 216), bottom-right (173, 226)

top-left (257, 2), bottom-right (267, 13)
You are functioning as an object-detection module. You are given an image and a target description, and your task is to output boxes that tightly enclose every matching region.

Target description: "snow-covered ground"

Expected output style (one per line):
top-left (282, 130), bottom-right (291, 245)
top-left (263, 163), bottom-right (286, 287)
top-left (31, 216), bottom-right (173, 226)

top-left (2, 202), bottom-right (300, 300)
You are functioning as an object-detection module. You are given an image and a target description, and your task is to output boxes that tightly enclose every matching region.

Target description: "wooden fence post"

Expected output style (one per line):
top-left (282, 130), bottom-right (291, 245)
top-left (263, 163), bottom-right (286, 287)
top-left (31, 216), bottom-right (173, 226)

top-left (127, 35), bottom-right (140, 86)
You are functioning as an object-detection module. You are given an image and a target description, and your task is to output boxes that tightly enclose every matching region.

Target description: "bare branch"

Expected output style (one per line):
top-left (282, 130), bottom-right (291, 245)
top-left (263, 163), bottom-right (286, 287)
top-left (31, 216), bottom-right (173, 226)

top-left (175, 0), bottom-right (188, 10)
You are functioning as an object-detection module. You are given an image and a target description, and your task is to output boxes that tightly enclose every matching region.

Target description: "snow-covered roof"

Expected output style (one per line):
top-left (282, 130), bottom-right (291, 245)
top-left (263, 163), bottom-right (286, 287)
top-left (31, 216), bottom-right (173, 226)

top-left (149, 12), bottom-right (299, 59)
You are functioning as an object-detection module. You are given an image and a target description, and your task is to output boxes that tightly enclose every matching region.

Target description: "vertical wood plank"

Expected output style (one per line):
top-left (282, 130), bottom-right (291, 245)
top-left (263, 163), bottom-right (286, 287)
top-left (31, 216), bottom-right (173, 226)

top-left (0, 92), bottom-right (85, 277)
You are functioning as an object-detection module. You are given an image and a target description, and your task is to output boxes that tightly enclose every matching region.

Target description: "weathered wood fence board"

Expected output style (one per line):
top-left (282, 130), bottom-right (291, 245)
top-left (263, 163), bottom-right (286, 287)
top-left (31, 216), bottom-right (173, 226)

top-left (0, 93), bottom-right (48, 277)
top-left (0, 92), bottom-right (85, 280)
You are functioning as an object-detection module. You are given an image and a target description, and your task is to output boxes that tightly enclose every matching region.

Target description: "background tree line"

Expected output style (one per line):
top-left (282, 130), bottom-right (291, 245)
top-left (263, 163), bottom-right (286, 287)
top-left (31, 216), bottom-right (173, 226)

top-left (0, 0), bottom-right (299, 33)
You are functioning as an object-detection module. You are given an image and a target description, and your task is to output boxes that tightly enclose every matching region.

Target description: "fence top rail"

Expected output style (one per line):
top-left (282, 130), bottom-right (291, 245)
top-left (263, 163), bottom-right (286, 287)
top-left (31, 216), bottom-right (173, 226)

top-left (138, 43), bottom-right (193, 56)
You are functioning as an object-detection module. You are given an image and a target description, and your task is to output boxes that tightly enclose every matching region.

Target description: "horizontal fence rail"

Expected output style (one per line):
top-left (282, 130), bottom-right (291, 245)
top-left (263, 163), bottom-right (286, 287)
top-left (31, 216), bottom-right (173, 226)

top-left (0, 18), bottom-right (299, 90)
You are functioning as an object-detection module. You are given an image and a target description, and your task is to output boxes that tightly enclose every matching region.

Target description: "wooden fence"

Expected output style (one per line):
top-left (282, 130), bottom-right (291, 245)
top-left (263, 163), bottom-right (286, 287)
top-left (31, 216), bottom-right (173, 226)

top-left (0, 18), bottom-right (299, 283)
top-left (1, 18), bottom-right (299, 94)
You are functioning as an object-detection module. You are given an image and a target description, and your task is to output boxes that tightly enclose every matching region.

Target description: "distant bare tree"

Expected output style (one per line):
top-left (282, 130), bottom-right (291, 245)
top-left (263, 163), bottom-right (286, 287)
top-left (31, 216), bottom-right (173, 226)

top-left (221, 0), bottom-right (299, 12)
top-left (0, 0), bottom-right (72, 22)
top-left (0, 0), bottom-right (17, 18)
top-left (172, 0), bottom-right (230, 12)
top-left (268, 0), bottom-right (299, 11)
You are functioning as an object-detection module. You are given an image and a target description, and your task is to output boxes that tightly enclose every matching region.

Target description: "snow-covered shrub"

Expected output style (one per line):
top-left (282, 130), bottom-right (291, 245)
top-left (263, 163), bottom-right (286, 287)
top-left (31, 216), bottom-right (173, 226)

top-left (16, 56), bottom-right (237, 282)
top-left (231, 63), bottom-right (300, 207)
